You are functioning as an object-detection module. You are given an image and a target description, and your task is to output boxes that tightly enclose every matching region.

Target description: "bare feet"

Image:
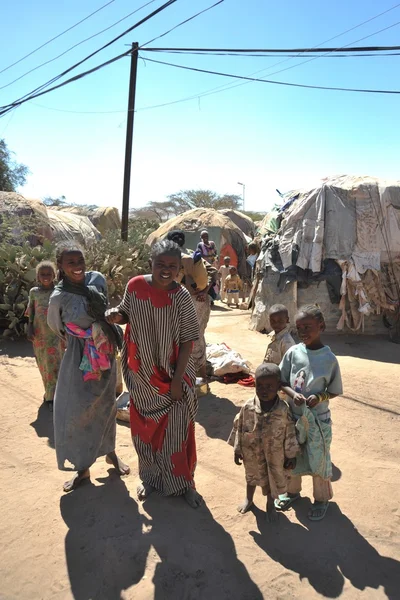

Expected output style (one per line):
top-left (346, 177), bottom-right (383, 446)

top-left (266, 496), bottom-right (279, 523)
top-left (106, 452), bottom-right (130, 476)
top-left (184, 488), bottom-right (203, 508)
top-left (237, 498), bottom-right (253, 514)
top-left (137, 482), bottom-right (155, 501)
top-left (63, 469), bottom-right (90, 493)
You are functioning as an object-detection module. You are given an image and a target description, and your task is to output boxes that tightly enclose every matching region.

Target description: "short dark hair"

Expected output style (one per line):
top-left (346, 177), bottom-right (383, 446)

top-left (268, 304), bottom-right (289, 317)
top-left (151, 240), bottom-right (181, 261)
top-left (255, 362), bottom-right (281, 380)
top-left (166, 230), bottom-right (185, 248)
top-left (296, 304), bottom-right (325, 324)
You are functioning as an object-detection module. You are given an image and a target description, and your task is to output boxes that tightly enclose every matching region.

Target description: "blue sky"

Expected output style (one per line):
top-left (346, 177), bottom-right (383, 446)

top-left (1, 0), bottom-right (400, 212)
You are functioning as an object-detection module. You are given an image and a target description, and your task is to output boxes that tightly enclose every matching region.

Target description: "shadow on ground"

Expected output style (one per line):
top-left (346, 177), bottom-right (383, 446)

top-left (250, 500), bottom-right (399, 599)
top-left (30, 402), bottom-right (55, 448)
top-left (196, 392), bottom-right (239, 441)
top-left (60, 476), bottom-right (263, 600)
top-left (0, 338), bottom-right (35, 359)
top-left (325, 334), bottom-right (400, 365)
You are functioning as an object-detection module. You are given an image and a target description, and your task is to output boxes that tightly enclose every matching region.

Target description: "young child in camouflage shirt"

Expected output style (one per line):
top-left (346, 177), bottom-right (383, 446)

top-left (229, 363), bottom-right (299, 522)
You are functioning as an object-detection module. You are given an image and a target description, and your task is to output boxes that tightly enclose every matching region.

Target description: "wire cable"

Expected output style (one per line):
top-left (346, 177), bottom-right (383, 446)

top-left (0, 0), bottom-right (159, 91)
top-left (143, 44), bottom-right (400, 54)
top-left (0, 0), bottom-right (116, 76)
top-left (141, 3), bottom-right (400, 113)
top-left (142, 56), bottom-right (400, 94)
top-left (0, 0), bottom-right (178, 111)
top-left (139, 0), bottom-right (224, 48)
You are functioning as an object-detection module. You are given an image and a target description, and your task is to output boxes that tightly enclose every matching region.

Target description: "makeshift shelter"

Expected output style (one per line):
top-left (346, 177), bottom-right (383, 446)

top-left (52, 205), bottom-right (120, 235)
top-left (251, 176), bottom-right (400, 340)
top-left (0, 192), bottom-right (52, 245)
top-left (219, 209), bottom-right (255, 238)
top-left (145, 208), bottom-right (249, 277)
top-left (0, 193), bottom-right (102, 247)
top-left (47, 210), bottom-right (101, 246)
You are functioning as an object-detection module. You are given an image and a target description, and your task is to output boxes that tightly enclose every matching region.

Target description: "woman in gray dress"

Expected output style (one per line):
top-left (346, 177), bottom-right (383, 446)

top-left (48, 243), bottom-right (129, 492)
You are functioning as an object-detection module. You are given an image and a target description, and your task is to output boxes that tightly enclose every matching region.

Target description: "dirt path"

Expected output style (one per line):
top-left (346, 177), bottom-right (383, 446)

top-left (0, 308), bottom-right (399, 600)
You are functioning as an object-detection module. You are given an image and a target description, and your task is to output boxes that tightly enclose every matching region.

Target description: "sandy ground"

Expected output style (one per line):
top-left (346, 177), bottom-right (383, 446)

top-left (0, 307), bottom-right (399, 600)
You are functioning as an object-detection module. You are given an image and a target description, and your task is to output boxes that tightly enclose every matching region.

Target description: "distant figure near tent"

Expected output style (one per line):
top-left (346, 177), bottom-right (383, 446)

top-left (197, 230), bottom-right (218, 265)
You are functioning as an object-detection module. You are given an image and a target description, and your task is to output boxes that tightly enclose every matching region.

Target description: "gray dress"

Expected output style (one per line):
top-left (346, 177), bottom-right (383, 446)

top-left (47, 271), bottom-right (117, 471)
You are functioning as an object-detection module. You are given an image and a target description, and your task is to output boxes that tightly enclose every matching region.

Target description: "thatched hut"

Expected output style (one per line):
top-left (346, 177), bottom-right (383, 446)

top-left (145, 208), bottom-right (250, 277)
top-left (219, 209), bottom-right (255, 238)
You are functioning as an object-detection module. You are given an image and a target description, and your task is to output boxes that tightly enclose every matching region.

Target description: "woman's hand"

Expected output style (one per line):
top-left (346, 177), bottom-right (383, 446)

top-left (105, 308), bottom-right (124, 325)
top-left (171, 376), bottom-right (183, 402)
top-left (293, 393), bottom-right (307, 406)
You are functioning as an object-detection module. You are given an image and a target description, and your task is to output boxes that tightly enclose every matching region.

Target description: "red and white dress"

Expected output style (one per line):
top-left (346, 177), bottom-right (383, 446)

top-left (119, 276), bottom-right (200, 496)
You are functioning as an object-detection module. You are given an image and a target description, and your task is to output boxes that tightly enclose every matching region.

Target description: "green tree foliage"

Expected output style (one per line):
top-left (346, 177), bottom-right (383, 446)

top-left (132, 190), bottom-right (243, 222)
top-left (42, 195), bottom-right (67, 207)
top-left (0, 139), bottom-right (29, 192)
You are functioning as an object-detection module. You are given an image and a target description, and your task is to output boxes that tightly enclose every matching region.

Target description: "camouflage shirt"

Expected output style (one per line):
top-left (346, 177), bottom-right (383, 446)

top-left (229, 395), bottom-right (299, 495)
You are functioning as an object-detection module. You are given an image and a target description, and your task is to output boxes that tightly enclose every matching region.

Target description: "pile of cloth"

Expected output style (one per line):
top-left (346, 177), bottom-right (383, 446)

top-left (206, 343), bottom-right (255, 386)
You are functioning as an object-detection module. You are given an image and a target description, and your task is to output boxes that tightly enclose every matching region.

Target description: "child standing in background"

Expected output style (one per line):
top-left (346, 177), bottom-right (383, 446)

top-left (224, 265), bottom-right (242, 307)
top-left (278, 305), bottom-right (343, 521)
top-left (264, 304), bottom-right (295, 365)
top-left (230, 363), bottom-right (299, 522)
top-left (26, 261), bottom-right (65, 411)
top-left (218, 256), bottom-right (231, 302)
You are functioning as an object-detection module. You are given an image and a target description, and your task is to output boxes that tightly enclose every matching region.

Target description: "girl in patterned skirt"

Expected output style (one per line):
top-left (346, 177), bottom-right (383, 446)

top-left (106, 240), bottom-right (202, 508)
top-left (26, 261), bottom-right (65, 411)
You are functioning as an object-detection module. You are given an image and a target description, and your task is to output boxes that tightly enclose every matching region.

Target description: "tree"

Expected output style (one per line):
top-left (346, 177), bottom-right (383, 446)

top-left (0, 139), bottom-right (29, 192)
top-left (42, 195), bottom-right (67, 207)
top-left (167, 189), bottom-right (242, 212)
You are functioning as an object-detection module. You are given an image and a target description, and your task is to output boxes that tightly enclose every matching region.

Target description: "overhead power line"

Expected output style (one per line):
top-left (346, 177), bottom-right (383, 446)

top-left (0, 0), bottom-right (159, 91)
top-left (0, 0), bottom-right (179, 111)
top-left (142, 56), bottom-right (400, 94)
top-left (0, 0), bottom-right (116, 76)
top-left (143, 44), bottom-right (400, 53)
top-left (139, 0), bottom-right (224, 48)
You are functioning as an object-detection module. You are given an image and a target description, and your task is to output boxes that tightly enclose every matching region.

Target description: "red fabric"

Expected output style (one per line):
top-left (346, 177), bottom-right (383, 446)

top-left (149, 366), bottom-right (171, 395)
top-left (125, 325), bottom-right (141, 373)
top-left (171, 424), bottom-right (197, 482)
top-left (127, 275), bottom-right (178, 309)
top-left (130, 399), bottom-right (168, 453)
top-left (222, 372), bottom-right (255, 386)
top-left (220, 244), bottom-right (238, 268)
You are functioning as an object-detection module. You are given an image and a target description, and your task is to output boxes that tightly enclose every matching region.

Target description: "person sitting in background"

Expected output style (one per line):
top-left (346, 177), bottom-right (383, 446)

top-left (224, 265), bottom-right (243, 307)
top-left (218, 256), bottom-right (231, 302)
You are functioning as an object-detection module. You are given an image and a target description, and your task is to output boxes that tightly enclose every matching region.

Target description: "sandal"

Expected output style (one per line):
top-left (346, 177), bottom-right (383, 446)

top-left (274, 493), bottom-right (300, 511)
top-left (308, 501), bottom-right (329, 521)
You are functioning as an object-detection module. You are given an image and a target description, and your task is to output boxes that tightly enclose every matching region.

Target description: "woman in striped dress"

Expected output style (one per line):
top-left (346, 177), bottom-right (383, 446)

top-left (106, 240), bottom-right (202, 508)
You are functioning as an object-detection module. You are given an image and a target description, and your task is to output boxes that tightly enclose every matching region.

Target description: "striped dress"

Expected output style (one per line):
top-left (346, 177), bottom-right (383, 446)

top-left (120, 276), bottom-right (200, 496)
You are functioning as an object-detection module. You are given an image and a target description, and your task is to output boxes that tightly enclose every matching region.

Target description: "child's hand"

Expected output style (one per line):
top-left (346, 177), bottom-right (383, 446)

top-left (105, 308), bottom-right (124, 324)
top-left (284, 457), bottom-right (296, 470)
top-left (234, 453), bottom-right (243, 466)
top-left (306, 395), bottom-right (319, 408)
top-left (27, 324), bottom-right (34, 342)
top-left (171, 377), bottom-right (183, 402)
top-left (293, 393), bottom-right (307, 406)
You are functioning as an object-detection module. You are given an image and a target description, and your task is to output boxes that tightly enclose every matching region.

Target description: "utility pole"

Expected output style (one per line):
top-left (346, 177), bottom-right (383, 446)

top-left (121, 42), bottom-right (139, 241)
top-left (237, 181), bottom-right (245, 211)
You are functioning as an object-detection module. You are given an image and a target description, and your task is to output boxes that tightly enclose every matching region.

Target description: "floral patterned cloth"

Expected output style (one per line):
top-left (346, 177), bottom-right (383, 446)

top-left (25, 287), bottom-right (65, 401)
top-left (65, 322), bottom-right (113, 381)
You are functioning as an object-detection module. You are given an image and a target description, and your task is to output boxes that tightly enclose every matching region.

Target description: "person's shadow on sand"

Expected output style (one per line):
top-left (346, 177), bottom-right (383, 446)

top-left (250, 499), bottom-right (400, 599)
top-left (30, 402), bottom-right (55, 448)
top-left (61, 478), bottom-right (263, 600)
top-left (196, 392), bottom-right (239, 441)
